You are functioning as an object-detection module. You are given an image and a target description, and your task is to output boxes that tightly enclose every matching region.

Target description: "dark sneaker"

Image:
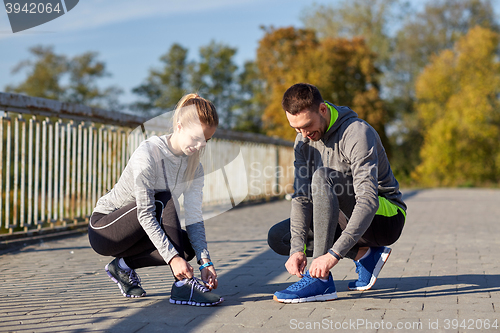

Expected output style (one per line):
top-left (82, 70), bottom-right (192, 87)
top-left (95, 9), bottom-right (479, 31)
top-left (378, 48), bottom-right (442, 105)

top-left (273, 271), bottom-right (337, 303)
top-left (170, 277), bottom-right (223, 306)
top-left (105, 258), bottom-right (146, 298)
top-left (348, 246), bottom-right (391, 291)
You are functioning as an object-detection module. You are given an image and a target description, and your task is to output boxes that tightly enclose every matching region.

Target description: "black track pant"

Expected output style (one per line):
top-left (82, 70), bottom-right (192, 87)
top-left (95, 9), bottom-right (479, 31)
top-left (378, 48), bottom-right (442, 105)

top-left (88, 191), bottom-right (195, 269)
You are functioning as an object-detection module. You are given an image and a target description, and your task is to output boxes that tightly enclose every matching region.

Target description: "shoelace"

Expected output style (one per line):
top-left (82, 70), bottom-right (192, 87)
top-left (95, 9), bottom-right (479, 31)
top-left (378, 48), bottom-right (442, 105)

top-left (187, 277), bottom-right (209, 293)
top-left (128, 270), bottom-right (141, 286)
top-left (186, 277), bottom-right (209, 303)
top-left (287, 273), bottom-right (316, 291)
top-left (354, 261), bottom-right (361, 275)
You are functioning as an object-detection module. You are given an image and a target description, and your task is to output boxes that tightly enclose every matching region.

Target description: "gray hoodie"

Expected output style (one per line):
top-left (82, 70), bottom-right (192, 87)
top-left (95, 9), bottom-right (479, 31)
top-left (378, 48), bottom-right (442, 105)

top-left (290, 102), bottom-right (406, 257)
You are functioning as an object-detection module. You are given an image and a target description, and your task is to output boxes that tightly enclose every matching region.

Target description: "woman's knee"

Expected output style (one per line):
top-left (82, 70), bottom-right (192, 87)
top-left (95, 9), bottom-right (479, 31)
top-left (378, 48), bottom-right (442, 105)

top-left (154, 191), bottom-right (173, 205)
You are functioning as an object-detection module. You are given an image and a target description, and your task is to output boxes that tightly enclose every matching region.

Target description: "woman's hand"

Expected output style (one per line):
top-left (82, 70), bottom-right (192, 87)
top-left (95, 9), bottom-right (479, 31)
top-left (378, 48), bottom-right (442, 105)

top-left (200, 259), bottom-right (218, 290)
top-left (169, 255), bottom-right (194, 280)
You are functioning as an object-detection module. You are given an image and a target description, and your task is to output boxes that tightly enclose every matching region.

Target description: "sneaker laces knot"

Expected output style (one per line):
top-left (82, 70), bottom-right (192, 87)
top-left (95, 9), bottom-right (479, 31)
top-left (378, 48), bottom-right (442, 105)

top-left (128, 270), bottom-right (141, 286)
top-left (190, 277), bottom-right (209, 292)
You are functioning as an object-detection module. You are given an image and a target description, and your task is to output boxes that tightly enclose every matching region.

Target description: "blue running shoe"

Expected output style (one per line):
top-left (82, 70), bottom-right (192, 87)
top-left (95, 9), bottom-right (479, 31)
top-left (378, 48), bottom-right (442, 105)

top-left (348, 246), bottom-right (391, 291)
top-left (273, 271), bottom-right (338, 303)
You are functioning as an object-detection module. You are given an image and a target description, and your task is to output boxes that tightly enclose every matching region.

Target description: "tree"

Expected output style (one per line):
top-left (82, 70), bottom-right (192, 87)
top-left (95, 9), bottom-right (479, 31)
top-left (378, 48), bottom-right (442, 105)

top-left (301, 0), bottom-right (405, 70)
top-left (189, 41), bottom-right (239, 129)
top-left (389, 0), bottom-right (499, 182)
top-left (300, 0), bottom-right (500, 183)
top-left (66, 52), bottom-right (122, 110)
top-left (413, 26), bottom-right (500, 186)
top-left (256, 27), bottom-right (389, 147)
top-left (6, 46), bottom-right (67, 100)
top-left (131, 43), bottom-right (190, 116)
top-left (256, 27), bottom-right (320, 140)
top-left (233, 61), bottom-right (266, 133)
top-left (6, 46), bottom-right (122, 110)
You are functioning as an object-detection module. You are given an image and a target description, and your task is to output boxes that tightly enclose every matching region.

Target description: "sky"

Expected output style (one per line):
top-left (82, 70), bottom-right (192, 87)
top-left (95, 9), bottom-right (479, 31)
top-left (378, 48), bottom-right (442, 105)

top-left (0, 0), bottom-right (340, 105)
top-left (1, 0), bottom-right (497, 107)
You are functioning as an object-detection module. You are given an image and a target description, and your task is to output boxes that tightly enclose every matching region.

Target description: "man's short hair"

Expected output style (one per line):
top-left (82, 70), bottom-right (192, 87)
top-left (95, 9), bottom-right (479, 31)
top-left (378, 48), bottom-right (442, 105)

top-left (282, 83), bottom-right (324, 115)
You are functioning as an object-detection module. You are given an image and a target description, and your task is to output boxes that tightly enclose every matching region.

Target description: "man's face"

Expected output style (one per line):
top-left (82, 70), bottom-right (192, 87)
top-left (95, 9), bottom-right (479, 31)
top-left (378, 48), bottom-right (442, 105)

top-left (286, 103), bottom-right (329, 141)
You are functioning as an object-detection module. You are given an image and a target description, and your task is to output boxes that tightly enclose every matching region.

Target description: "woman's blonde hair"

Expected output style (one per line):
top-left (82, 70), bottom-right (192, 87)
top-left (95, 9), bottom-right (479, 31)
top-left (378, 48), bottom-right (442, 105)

top-left (173, 93), bottom-right (218, 187)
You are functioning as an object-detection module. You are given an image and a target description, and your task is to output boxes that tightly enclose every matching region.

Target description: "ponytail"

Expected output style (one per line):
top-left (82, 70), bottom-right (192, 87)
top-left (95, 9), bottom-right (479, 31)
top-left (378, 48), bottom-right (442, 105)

top-left (173, 93), bottom-right (218, 187)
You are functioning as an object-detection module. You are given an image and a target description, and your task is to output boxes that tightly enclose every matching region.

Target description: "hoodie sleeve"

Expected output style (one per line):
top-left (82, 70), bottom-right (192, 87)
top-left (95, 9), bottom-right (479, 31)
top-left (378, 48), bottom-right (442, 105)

top-left (289, 137), bottom-right (313, 256)
top-left (183, 163), bottom-right (211, 264)
top-left (331, 121), bottom-right (380, 257)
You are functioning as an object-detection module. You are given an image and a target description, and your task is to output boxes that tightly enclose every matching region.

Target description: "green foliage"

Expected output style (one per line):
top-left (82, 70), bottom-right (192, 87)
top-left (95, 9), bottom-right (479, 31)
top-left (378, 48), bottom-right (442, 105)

top-left (132, 41), bottom-right (240, 129)
top-left (233, 61), bottom-right (266, 133)
top-left (413, 26), bottom-right (500, 186)
top-left (131, 43), bottom-right (190, 115)
top-left (6, 45), bottom-right (122, 110)
top-left (190, 41), bottom-right (239, 129)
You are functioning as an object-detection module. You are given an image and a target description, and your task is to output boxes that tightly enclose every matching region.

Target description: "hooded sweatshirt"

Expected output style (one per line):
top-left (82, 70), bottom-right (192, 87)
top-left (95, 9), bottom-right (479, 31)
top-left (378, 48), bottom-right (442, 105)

top-left (92, 134), bottom-right (210, 265)
top-left (290, 102), bottom-right (406, 258)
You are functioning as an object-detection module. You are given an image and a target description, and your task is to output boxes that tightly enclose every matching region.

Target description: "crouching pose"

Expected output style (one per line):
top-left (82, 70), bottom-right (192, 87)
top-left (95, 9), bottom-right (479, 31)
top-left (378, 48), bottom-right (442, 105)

top-left (88, 94), bottom-right (223, 306)
top-left (268, 83), bottom-right (406, 303)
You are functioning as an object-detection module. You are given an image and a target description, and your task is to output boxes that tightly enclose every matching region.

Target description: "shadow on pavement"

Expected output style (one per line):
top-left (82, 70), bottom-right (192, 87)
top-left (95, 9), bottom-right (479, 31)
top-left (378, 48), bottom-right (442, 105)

top-left (105, 248), bottom-right (285, 332)
top-left (356, 274), bottom-right (500, 299)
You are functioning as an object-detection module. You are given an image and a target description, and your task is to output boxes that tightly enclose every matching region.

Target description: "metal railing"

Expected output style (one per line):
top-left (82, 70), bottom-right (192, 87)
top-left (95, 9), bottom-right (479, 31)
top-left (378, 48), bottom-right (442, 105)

top-left (0, 92), bottom-right (294, 235)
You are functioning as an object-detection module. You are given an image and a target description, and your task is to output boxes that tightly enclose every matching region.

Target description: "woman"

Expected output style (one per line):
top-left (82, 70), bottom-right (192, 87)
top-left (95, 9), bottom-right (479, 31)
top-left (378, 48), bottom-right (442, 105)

top-left (88, 94), bottom-right (223, 306)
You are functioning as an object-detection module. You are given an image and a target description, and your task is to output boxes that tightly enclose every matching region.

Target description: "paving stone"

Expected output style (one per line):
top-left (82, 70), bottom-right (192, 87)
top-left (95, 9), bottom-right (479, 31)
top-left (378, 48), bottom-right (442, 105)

top-left (1, 189), bottom-right (500, 332)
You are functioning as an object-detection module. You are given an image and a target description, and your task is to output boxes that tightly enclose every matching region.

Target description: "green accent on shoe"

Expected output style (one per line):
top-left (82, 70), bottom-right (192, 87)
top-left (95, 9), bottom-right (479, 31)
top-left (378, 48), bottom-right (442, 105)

top-left (170, 277), bottom-right (223, 306)
top-left (105, 258), bottom-right (146, 298)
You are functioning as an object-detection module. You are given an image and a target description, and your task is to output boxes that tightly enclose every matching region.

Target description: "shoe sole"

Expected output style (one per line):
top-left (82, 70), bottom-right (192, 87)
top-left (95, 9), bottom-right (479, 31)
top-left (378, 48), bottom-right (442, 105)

top-left (105, 263), bottom-right (146, 298)
top-left (273, 292), bottom-right (338, 303)
top-left (169, 297), bottom-right (224, 306)
top-left (348, 247), bottom-right (392, 291)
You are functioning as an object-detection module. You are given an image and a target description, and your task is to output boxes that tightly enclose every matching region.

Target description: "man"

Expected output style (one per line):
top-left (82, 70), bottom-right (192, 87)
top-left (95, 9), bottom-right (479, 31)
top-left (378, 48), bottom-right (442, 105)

top-left (268, 83), bottom-right (406, 303)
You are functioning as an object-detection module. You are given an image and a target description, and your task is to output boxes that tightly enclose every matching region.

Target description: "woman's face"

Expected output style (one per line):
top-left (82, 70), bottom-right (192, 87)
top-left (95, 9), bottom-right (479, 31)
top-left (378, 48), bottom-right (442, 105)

top-left (176, 122), bottom-right (217, 156)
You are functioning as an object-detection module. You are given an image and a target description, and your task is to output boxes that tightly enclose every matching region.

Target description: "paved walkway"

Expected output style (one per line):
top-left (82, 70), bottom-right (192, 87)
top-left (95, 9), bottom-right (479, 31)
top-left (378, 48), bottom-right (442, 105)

top-left (1, 189), bottom-right (499, 333)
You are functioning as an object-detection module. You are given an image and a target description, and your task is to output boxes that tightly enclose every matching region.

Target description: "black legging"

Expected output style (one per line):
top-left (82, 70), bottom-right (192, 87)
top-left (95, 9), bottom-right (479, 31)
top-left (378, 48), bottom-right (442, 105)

top-left (88, 191), bottom-right (195, 269)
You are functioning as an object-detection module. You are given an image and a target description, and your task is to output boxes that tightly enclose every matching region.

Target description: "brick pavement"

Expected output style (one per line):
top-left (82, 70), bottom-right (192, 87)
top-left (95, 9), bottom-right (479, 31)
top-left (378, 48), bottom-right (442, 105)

top-left (1, 189), bottom-right (499, 333)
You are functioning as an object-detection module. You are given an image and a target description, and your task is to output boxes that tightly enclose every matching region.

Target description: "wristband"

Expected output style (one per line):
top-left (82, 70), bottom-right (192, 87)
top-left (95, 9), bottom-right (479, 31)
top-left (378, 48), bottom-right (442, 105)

top-left (199, 261), bottom-right (213, 271)
top-left (328, 249), bottom-right (341, 260)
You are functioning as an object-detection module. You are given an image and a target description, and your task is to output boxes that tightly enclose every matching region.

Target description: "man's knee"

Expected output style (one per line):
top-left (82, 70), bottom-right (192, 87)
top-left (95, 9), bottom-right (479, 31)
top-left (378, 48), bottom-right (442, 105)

top-left (312, 167), bottom-right (344, 184)
top-left (267, 219), bottom-right (290, 256)
top-left (311, 167), bottom-right (346, 197)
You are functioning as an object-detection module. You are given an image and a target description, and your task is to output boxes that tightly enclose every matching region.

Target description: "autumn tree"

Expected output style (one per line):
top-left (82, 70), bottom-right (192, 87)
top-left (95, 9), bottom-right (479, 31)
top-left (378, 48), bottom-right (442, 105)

top-left (256, 27), bottom-right (389, 148)
top-left (301, 0), bottom-right (405, 70)
top-left (6, 46), bottom-right (122, 110)
top-left (300, 0), bottom-right (499, 182)
top-left (390, 0), bottom-right (499, 181)
top-left (256, 27), bottom-right (319, 140)
top-left (413, 26), bottom-right (500, 186)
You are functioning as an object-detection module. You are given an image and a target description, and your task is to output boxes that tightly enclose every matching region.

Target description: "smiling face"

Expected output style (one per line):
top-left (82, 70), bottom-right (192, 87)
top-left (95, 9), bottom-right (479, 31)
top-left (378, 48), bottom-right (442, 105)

top-left (174, 122), bottom-right (217, 156)
top-left (286, 103), bottom-right (329, 141)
